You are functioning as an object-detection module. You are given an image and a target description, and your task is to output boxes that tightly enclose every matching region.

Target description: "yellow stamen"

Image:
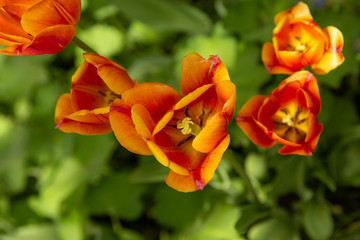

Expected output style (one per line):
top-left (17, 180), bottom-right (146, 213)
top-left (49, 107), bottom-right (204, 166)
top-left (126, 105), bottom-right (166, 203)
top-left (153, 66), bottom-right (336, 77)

top-left (177, 117), bottom-right (201, 136)
top-left (282, 114), bottom-right (295, 127)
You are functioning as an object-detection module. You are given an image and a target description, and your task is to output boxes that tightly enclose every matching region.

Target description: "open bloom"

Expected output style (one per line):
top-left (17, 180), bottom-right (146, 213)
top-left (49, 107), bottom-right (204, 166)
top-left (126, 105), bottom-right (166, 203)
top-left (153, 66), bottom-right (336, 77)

top-left (262, 2), bottom-right (344, 75)
top-left (0, 0), bottom-right (80, 55)
top-left (55, 53), bottom-right (134, 135)
top-left (110, 53), bottom-right (236, 192)
top-left (236, 71), bottom-right (323, 156)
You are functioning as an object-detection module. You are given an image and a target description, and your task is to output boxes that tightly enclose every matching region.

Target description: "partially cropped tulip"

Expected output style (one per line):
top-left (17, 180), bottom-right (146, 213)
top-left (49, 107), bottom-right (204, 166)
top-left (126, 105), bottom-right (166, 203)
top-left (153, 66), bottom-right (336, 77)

top-left (236, 71), bottom-right (322, 156)
top-left (55, 53), bottom-right (134, 135)
top-left (262, 2), bottom-right (344, 75)
top-left (110, 53), bottom-right (236, 192)
top-left (0, 0), bottom-right (81, 55)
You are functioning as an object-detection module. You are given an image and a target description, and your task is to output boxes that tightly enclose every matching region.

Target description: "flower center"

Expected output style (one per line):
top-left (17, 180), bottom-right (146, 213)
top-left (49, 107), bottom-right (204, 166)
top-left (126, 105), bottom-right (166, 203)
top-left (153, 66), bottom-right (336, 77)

top-left (273, 107), bottom-right (309, 143)
top-left (177, 117), bottom-right (201, 136)
top-left (287, 36), bottom-right (307, 53)
top-left (98, 90), bottom-right (122, 104)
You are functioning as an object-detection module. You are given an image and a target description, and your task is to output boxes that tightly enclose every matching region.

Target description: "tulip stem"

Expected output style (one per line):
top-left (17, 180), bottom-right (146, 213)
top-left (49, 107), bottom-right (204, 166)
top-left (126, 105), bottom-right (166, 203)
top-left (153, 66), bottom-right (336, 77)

top-left (72, 36), bottom-right (97, 54)
top-left (225, 150), bottom-right (260, 204)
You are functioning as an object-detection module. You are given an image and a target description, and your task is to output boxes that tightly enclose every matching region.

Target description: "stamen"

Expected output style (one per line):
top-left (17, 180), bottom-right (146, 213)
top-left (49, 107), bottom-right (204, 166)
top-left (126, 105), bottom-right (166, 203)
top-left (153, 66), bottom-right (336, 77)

top-left (282, 114), bottom-right (295, 127)
top-left (177, 117), bottom-right (201, 136)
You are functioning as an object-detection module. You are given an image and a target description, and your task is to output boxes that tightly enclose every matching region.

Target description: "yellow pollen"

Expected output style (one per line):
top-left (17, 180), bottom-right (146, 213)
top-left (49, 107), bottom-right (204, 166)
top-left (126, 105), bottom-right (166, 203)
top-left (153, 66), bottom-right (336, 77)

top-left (177, 117), bottom-right (201, 136)
top-left (296, 43), bottom-right (307, 52)
top-left (282, 114), bottom-right (295, 127)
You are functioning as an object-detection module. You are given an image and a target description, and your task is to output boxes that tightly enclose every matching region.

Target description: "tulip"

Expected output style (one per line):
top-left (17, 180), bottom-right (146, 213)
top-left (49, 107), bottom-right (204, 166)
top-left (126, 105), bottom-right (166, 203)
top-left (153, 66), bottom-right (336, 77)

top-left (55, 53), bottom-right (134, 135)
top-left (236, 71), bottom-right (323, 156)
top-left (262, 2), bottom-right (344, 75)
top-left (0, 0), bottom-right (80, 55)
top-left (110, 53), bottom-right (236, 192)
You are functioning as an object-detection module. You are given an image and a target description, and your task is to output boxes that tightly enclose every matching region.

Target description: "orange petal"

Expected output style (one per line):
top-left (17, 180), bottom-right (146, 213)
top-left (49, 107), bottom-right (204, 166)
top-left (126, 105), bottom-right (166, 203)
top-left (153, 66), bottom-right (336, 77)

top-left (193, 113), bottom-right (227, 153)
top-left (0, 24), bottom-right (76, 55)
top-left (312, 26), bottom-right (345, 74)
top-left (236, 95), bottom-right (276, 148)
top-left (275, 2), bottom-right (313, 24)
top-left (180, 52), bottom-right (210, 95)
top-left (165, 134), bottom-right (230, 192)
top-left (131, 104), bottom-right (155, 139)
top-left (54, 94), bottom-right (111, 135)
top-left (146, 141), bottom-right (189, 176)
top-left (121, 82), bottom-right (181, 118)
top-left (109, 105), bottom-right (152, 155)
top-left (261, 42), bottom-right (294, 74)
top-left (0, 7), bottom-right (30, 39)
top-left (216, 80), bottom-right (236, 121)
top-left (83, 53), bottom-right (134, 94)
top-left (55, 93), bottom-right (74, 125)
top-left (21, 0), bottom-right (79, 35)
top-left (174, 84), bottom-right (213, 110)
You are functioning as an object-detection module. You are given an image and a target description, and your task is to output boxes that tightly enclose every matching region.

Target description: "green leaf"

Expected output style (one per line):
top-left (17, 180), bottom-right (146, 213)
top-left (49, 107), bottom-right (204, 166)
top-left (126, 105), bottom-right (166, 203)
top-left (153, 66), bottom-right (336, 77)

top-left (303, 199), bottom-right (334, 240)
top-left (85, 172), bottom-right (146, 221)
top-left (152, 186), bottom-right (204, 230)
top-left (109, 0), bottom-right (212, 33)
top-left (129, 155), bottom-right (168, 184)
top-left (0, 224), bottom-right (60, 240)
top-left (183, 205), bottom-right (241, 240)
top-left (248, 214), bottom-right (301, 240)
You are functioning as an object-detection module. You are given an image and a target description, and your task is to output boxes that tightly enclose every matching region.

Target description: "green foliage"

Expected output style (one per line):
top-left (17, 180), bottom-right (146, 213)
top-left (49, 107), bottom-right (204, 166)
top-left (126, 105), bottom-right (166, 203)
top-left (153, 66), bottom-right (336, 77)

top-left (1, 0), bottom-right (360, 239)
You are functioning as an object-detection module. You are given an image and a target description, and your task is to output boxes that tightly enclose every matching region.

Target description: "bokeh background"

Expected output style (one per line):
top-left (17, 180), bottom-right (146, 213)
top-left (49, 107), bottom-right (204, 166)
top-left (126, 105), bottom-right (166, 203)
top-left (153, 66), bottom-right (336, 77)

top-left (1, 0), bottom-right (360, 239)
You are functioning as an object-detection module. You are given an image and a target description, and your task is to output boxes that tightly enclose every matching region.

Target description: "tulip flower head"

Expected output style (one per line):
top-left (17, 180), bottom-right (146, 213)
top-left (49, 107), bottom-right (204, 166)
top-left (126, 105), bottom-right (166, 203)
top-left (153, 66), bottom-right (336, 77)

top-left (110, 53), bottom-right (236, 192)
top-left (262, 2), bottom-right (344, 74)
top-left (55, 53), bottom-right (134, 135)
top-left (236, 71), bottom-right (323, 156)
top-left (0, 0), bottom-right (81, 55)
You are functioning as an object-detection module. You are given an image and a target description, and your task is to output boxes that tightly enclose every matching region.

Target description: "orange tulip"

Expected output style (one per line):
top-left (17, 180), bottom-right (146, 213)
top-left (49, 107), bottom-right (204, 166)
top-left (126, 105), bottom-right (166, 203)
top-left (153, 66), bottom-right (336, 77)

top-left (55, 53), bottom-right (134, 135)
top-left (236, 71), bottom-right (323, 156)
top-left (262, 2), bottom-right (344, 75)
top-left (110, 53), bottom-right (236, 192)
top-left (0, 0), bottom-right (80, 55)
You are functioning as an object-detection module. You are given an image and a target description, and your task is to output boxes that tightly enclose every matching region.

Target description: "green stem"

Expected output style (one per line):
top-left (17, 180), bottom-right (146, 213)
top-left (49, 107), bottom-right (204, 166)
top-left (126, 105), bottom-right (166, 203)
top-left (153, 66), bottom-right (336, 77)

top-left (72, 36), bottom-right (97, 54)
top-left (225, 150), bottom-right (260, 204)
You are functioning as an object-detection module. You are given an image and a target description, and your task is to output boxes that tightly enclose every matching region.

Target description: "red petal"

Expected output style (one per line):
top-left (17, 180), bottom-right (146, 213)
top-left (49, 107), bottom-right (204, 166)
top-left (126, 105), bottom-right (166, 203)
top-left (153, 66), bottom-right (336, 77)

top-left (165, 134), bottom-right (230, 192)
top-left (236, 96), bottom-right (276, 148)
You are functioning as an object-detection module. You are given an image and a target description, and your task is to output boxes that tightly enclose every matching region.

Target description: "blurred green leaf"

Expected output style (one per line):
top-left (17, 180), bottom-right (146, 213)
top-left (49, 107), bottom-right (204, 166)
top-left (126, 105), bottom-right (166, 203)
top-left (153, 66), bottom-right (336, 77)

top-left (109, 0), bottom-right (212, 33)
top-left (0, 224), bottom-right (60, 240)
top-left (236, 204), bottom-right (271, 234)
top-left (152, 187), bottom-right (204, 230)
top-left (129, 155), bottom-right (168, 183)
top-left (58, 210), bottom-right (83, 240)
top-left (303, 199), bottom-right (334, 240)
top-left (85, 172), bottom-right (146, 221)
top-left (248, 214), bottom-right (300, 240)
top-left (180, 204), bottom-right (241, 240)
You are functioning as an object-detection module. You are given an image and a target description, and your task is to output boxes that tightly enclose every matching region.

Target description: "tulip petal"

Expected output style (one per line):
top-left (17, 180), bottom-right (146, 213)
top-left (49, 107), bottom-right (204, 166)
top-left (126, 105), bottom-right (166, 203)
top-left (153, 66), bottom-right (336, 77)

top-left (165, 134), bottom-right (230, 192)
top-left (21, 0), bottom-right (79, 35)
top-left (193, 113), bottom-right (227, 153)
top-left (236, 95), bottom-right (276, 148)
top-left (84, 53), bottom-right (134, 94)
top-left (109, 104), bottom-right (152, 155)
top-left (312, 26), bottom-right (345, 74)
top-left (216, 80), bottom-right (236, 121)
top-left (261, 42), bottom-right (294, 74)
top-left (174, 84), bottom-right (213, 111)
top-left (131, 103), bottom-right (155, 139)
top-left (54, 94), bottom-right (112, 135)
top-left (121, 82), bottom-right (181, 119)
top-left (275, 2), bottom-right (313, 25)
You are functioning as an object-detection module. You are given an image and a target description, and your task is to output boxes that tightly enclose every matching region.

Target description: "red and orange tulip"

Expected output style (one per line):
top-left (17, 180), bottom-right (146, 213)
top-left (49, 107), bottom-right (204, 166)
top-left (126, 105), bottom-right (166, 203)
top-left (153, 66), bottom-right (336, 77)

top-left (110, 53), bottom-right (236, 192)
top-left (262, 2), bottom-right (344, 75)
top-left (236, 71), bottom-right (323, 156)
top-left (0, 0), bottom-right (80, 55)
top-left (55, 53), bottom-right (134, 135)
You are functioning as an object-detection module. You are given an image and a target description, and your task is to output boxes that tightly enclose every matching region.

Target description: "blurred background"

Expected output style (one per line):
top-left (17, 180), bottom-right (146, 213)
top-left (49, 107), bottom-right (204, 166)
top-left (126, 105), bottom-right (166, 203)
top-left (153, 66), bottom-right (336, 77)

top-left (0, 0), bottom-right (360, 239)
